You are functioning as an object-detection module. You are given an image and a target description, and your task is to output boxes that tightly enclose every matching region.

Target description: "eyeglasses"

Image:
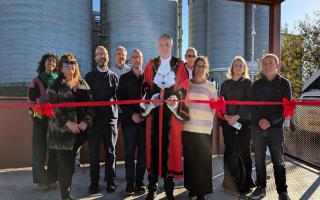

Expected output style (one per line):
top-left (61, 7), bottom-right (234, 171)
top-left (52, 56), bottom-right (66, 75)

top-left (62, 61), bottom-right (76, 68)
top-left (131, 56), bottom-right (142, 59)
top-left (187, 55), bottom-right (196, 58)
top-left (95, 52), bottom-right (108, 56)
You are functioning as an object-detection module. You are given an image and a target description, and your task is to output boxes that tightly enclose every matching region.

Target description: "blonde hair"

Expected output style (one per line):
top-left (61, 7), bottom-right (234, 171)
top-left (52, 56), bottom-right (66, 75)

top-left (227, 56), bottom-right (249, 79)
top-left (185, 47), bottom-right (198, 56)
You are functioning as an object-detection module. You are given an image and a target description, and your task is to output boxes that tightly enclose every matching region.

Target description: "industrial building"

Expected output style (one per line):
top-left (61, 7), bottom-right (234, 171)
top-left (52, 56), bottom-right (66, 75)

top-left (0, 0), bottom-right (270, 94)
top-left (0, 0), bottom-right (92, 88)
top-left (189, 0), bottom-right (269, 85)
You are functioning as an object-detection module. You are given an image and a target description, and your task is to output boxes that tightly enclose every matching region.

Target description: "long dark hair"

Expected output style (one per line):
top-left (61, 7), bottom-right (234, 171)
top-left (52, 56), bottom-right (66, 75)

top-left (36, 52), bottom-right (59, 74)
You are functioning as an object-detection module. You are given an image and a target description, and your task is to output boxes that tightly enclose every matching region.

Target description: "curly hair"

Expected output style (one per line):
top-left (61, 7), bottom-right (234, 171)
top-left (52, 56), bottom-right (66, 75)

top-left (36, 52), bottom-right (59, 74)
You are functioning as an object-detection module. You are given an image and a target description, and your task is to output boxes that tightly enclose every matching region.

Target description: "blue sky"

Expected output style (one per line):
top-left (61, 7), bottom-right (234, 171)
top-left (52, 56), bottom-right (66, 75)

top-left (92, 0), bottom-right (320, 56)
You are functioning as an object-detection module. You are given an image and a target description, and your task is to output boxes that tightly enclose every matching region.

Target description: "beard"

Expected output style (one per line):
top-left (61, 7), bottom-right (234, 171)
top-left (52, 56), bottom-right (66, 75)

top-left (97, 58), bottom-right (107, 67)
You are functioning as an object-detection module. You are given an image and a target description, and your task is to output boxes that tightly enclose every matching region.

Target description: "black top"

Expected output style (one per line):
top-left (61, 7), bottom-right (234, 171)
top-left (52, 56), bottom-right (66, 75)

top-left (72, 88), bottom-right (91, 123)
top-left (85, 69), bottom-right (118, 125)
top-left (117, 70), bottom-right (144, 128)
top-left (220, 78), bottom-right (252, 123)
top-left (250, 74), bottom-right (292, 128)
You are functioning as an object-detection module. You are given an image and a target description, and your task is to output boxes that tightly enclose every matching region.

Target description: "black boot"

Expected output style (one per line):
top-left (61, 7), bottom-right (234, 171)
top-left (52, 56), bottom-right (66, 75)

top-left (165, 192), bottom-right (175, 200)
top-left (145, 191), bottom-right (156, 200)
top-left (107, 180), bottom-right (116, 193)
top-left (164, 177), bottom-right (175, 200)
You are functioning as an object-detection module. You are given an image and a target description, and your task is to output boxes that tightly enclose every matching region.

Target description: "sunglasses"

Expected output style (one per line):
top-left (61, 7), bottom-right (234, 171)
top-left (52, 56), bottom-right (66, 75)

top-left (62, 61), bottom-right (76, 68)
top-left (187, 55), bottom-right (196, 58)
top-left (196, 64), bottom-right (206, 68)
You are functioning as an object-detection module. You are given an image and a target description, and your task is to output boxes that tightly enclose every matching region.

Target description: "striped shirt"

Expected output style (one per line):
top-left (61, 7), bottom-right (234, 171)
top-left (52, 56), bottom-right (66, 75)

top-left (183, 80), bottom-right (217, 134)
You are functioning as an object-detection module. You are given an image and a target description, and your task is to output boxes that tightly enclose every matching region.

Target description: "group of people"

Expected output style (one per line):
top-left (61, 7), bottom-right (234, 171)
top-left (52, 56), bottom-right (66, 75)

top-left (28, 33), bottom-right (291, 200)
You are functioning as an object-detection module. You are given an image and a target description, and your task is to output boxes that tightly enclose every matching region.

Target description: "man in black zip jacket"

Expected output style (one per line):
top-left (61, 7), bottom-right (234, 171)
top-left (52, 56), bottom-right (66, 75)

top-left (250, 54), bottom-right (292, 200)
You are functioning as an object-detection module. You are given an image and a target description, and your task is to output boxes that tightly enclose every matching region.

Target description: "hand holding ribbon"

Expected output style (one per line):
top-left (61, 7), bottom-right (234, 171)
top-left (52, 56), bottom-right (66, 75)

top-left (282, 98), bottom-right (296, 118)
top-left (209, 96), bottom-right (226, 120)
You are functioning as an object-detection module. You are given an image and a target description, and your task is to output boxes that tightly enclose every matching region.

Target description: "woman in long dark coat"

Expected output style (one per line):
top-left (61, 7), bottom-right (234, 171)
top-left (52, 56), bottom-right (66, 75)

top-left (46, 53), bottom-right (94, 200)
top-left (220, 56), bottom-right (255, 195)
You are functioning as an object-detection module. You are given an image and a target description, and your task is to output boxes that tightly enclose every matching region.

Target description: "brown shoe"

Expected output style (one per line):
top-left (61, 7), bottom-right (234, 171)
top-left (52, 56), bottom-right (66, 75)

top-left (37, 184), bottom-right (48, 191)
top-left (47, 181), bottom-right (57, 189)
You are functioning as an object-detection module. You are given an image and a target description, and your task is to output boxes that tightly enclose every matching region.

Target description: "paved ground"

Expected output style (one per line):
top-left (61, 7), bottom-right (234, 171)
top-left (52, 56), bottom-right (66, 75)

top-left (0, 155), bottom-right (319, 200)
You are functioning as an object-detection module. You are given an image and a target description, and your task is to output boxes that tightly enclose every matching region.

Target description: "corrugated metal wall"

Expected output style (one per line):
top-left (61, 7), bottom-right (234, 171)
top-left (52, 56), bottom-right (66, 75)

top-left (0, 0), bottom-right (92, 85)
top-left (101, 0), bottom-right (178, 67)
top-left (245, 4), bottom-right (269, 62)
top-left (207, 0), bottom-right (245, 70)
top-left (188, 0), bottom-right (269, 85)
top-left (188, 0), bottom-right (207, 56)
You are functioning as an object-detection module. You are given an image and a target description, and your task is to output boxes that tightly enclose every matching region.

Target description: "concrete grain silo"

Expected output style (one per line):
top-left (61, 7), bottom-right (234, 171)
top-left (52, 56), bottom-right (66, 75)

top-left (245, 4), bottom-right (269, 62)
top-left (100, 0), bottom-right (178, 67)
top-left (0, 0), bottom-right (92, 85)
top-left (188, 0), bottom-right (207, 56)
top-left (207, 0), bottom-right (245, 84)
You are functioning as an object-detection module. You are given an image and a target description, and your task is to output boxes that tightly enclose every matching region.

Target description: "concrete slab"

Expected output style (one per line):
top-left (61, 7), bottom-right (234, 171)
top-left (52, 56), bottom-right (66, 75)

top-left (0, 156), bottom-right (319, 200)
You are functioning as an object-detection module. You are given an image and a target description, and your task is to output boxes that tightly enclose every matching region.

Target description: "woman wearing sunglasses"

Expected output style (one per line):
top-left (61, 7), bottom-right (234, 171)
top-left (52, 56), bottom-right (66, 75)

top-left (46, 53), bottom-right (94, 200)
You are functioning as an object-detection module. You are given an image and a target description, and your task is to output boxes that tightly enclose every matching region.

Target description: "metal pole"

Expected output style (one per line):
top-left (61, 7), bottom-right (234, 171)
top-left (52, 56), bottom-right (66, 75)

top-left (250, 4), bottom-right (257, 81)
top-left (178, 0), bottom-right (183, 59)
top-left (251, 4), bottom-right (256, 62)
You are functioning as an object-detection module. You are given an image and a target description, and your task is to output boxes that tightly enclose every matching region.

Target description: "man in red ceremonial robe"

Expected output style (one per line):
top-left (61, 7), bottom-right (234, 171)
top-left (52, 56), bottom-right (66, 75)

top-left (140, 34), bottom-right (189, 200)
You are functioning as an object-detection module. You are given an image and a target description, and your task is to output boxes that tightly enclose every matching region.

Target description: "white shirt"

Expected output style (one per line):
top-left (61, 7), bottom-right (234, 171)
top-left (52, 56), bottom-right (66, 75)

top-left (97, 65), bottom-right (108, 73)
top-left (185, 64), bottom-right (193, 79)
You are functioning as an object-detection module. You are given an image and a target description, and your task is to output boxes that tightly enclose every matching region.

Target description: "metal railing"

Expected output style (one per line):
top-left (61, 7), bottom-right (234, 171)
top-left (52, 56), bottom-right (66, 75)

top-left (284, 101), bottom-right (320, 168)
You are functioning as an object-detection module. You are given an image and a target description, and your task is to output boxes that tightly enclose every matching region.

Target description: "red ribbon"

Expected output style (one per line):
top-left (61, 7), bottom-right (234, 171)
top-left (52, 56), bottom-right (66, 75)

top-left (32, 104), bottom-right (43, 115)
top-left (32, 103), bottom-right (55, 118)
top-left (282, 98), bottom-right (297, 118)
top-left (4, 97), bottom-right (319, 119)
top-left (209, 96), bottom-right (226, 120)
top-left (43, 103), bottom-right (55, 118)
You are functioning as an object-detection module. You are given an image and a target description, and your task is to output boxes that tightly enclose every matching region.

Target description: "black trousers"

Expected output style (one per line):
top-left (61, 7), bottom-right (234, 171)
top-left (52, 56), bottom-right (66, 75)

top-left (221, 122), bottom-right (254, 192)
top-left (123, 123), bottom-right (146, 184)
top-left (55, 135), bottom-right (86, 200)
top-left (32, 118), bottom-right (57, 184)
top-left (183, 131), bottom-right (213, 196)
top-left (89, 123), bottom-right (117, 183)
top-left (148, 173), bottom-right (175, 195)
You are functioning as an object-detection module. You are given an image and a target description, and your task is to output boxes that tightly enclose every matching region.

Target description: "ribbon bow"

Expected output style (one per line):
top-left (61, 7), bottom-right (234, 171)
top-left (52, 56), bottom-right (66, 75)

top-left (209, 96), bottom-right (226, 120)
top-left (32, 103), bottom-right (54, 118)
top-left (282, 98), bottom-right (296, 118)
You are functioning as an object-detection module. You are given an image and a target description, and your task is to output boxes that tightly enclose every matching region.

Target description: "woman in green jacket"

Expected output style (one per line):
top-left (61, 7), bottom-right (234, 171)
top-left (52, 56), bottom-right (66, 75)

top-left (28, 53), bottom-right (59, 191)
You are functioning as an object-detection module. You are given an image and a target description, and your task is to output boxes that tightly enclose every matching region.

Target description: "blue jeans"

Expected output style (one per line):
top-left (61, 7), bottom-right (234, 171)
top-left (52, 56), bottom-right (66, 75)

top-left (89, 123), bottom-right (117, 183)
top-left (123, 123), bottom-right (146, 183)
top-left (251, 126), bottom-right (288, 194)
